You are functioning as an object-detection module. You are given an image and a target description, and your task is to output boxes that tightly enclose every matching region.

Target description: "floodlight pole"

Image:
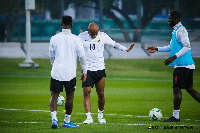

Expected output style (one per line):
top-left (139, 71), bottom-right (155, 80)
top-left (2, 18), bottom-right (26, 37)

top-left (137, 0), bottom-right (141, 42)
top-left (99, 0), bottom-right (103, 30)
top-left (24, 9), bottom-right (32, 63)
top-left (19, 0), bottom-right (38, 68)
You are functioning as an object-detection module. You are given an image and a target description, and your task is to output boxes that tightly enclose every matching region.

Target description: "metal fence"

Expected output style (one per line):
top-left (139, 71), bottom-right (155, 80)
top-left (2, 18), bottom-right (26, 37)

top-left (102, 28), bottom-right (200, 43)
top-left (102, 29), bottom-right (200, 58)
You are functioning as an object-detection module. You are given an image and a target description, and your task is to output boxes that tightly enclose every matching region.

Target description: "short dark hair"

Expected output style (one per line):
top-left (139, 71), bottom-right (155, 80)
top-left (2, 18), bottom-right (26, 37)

top-left (62, 15), bottom-right (72, 25)
top-left (170, 11), bottom-right (180, 21)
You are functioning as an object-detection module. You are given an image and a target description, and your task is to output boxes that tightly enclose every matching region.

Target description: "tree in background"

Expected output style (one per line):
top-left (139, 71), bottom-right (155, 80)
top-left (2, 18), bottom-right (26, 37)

top-left (69, 0), bottom-right (174, 42)
top-left (0, 0), bottom-right (199, 42)
top-left (0, 0), bottom-right (25, 42)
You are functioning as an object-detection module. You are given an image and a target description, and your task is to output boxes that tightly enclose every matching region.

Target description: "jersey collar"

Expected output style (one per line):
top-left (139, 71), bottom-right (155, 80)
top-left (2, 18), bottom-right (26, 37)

top-left (62, 29), bottom-right (71, 34)
top-left (173, 22), bottom-right (182, 30)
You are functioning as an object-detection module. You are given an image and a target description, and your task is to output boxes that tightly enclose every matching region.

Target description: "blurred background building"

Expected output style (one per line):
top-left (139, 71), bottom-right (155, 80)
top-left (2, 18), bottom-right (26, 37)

top-left (0, 0), bottom-right (200, 58)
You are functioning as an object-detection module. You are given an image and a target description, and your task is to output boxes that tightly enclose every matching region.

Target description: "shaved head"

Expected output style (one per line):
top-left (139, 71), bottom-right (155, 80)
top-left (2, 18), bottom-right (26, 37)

top-left (88, 23), bottom-right (99, 38)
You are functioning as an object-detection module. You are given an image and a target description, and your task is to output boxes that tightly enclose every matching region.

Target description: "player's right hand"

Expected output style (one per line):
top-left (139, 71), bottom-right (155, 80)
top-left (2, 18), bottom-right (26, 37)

top-left (146, 46), bottom-right (157, 53)
top-left (81, 73), bottom-right (87, 83)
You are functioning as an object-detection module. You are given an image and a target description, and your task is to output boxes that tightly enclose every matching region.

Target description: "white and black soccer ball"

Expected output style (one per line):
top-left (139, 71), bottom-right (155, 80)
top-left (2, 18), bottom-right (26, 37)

top-left (57, 95), bottom-right (65, 106)
top-left (149, 108), bottom-right (162, 121)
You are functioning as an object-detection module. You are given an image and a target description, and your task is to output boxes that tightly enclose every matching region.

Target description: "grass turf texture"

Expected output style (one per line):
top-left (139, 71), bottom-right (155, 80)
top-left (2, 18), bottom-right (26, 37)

top-left (0, 58), bottom-right (199, 133)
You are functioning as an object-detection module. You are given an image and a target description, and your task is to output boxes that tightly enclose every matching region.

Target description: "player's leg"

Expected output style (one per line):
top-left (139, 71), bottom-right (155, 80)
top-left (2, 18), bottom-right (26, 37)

top-left (186, 87), bottom-right (200, 103)
top-left (83, 87), bottom-right (92, 113)
top-left (163, 68), bottom-right (181, 122)
top-left (50, 91), bottom-right (60, 112)
top-left (62, 78), bottom-right (79, 127)
top-left (95, 77), bottom-right (106, 124)
top-left (65, 91), bottom-right (74, 115)
top-left (50, 92), bottom-right (59, 128)
top-left (173, 87), bottom-right (182, 110)
top-left (95, 77), bottom-right (105, 112)
top-left (82, 71), bottom-right (94, 124)
top-left (185, 69), bottom-right (200, 103)
top-left (63, 91), bottom-right (78, 127)
top-left (63, 91), bottom-right (75, 126)
top-left (50, 77), bottom-right (63, 128)
top-left (163, 87), bottom-right (182, 122)
top-left (83, 86), bottom-right (93, 124)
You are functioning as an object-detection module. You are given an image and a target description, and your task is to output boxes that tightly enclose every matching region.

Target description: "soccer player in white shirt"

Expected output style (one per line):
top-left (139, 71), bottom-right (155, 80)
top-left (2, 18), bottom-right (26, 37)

top-left (49, 15), bottom-right (87, 128)
top-left (146, 11), bottom-right (200, 122)
top-left (78, 23), bottom-right (134, 124)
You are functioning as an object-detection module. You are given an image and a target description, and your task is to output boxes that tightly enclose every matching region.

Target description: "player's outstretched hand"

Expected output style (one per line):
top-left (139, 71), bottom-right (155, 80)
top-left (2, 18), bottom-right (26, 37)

top-left (81, 73), bottom-right (87, 83)
top-left (126, 42), bottom-right (135, 52)
top-left (146, 46), bottom-right (157, 53)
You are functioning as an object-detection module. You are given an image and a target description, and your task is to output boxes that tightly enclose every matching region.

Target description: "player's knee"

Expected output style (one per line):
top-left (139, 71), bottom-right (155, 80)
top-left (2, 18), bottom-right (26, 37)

top-left (97, 91), bottom-right (104, 98)
top-left (83, 89), bottom-right (91, 96)
top-left (173, 87), bottom-right (181, 94)
top-left (51, 93), bottom-right (59, 99)
top-left (66, 96), bottom-right (73, 102)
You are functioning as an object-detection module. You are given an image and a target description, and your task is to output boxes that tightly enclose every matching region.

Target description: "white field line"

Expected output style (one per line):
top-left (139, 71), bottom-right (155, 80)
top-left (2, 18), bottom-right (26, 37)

top-left (136, 116), bottom-right (169, 119)
top-left (0, 121), bottom-right (151, 126)
top-left (0, 108), bottom-right (199, 123)
top-left (1, 74), bottom-right (200, 82)
top-left (1, 120), bottom-right (199, 127)
top-left (0, 108), bottom-right (51, 112)
top-left (1, 121), bottom-right (46, 124)
top-left (76, 123), bottom-right (149, 126)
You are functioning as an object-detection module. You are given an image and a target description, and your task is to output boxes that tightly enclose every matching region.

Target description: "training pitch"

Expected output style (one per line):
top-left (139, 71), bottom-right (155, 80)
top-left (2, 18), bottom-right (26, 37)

top-left (0, 58), bottom-right (199, 133)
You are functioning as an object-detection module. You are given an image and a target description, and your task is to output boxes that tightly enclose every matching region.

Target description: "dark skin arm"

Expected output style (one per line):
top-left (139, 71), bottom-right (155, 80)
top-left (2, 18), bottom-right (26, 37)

top-left (146, 46), bottom-right (177, 65)
top-left (80, 73), bottom-right (87, 83)
top-left (164, 55), bottom-right (177, 66)
top-left (146, 46), bottom-right (158, 53)
top-left (126, 42), bottom-right (135, 52)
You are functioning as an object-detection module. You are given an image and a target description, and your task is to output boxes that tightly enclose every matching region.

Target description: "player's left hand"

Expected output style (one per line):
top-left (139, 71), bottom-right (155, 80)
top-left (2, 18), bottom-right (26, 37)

top-left (126, 42), bottom-right (135, 52)
top-left (164, 55), bottom-right (177, 66)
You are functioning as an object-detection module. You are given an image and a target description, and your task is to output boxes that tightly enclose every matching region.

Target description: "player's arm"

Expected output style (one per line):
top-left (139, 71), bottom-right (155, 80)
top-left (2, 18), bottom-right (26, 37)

top-left (146, 45), bottom-right (171, 53)
top-left (79, 55), bottom-right (87, 83)
top-left (103, 33), bottom-right (129, 51)
top-left (164, 29), bottom-right (191, 65)
top-left (49, 36), bottom-right (56, 66)
top-left (76, 38), bottom-right (87, 83)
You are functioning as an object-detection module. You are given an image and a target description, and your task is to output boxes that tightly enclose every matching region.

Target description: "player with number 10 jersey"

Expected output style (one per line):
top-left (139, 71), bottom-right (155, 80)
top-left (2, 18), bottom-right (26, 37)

top-left (78, 23), bottom-right (134, 124)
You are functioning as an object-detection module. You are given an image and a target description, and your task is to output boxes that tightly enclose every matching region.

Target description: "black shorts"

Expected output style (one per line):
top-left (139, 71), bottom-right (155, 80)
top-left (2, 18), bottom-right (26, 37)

top-left (82, 69), bottom-right (106, 88)
top-left (50, 77), bottom-right (76, 93)
top-left (173, 67), bottom-right (194, 89)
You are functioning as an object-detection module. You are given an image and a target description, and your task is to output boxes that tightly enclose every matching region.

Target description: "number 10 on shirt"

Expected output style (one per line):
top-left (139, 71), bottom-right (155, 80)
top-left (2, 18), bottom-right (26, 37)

top-left (90, 44), bottom-right (95, 50)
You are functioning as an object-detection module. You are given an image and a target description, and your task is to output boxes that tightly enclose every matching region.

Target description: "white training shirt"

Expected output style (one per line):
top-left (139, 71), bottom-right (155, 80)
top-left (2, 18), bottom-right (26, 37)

top-left (78, 31), bottom-right (127, 71)
top-left (157, 22), bottom-right (195, 69)
top-left (49, 29), bottom-right (87, 81)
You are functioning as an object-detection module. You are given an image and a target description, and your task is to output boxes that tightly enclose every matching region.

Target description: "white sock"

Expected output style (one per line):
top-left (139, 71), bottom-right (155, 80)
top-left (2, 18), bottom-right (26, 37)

top-left (64, 114), bottom-right (71, 123)
top-left (173, 110), bottom-right (180, 119)
top-left (86, 112), bottom-right (92, 119)
top-left (98, 109), bottom-right (104, 118)
top-left (51, 111), bottom-right (57, 120)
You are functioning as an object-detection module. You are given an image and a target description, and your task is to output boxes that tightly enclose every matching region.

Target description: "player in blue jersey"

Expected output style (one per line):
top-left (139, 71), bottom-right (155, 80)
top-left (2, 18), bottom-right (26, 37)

top-left (146, 11), bottom-right (200, 122)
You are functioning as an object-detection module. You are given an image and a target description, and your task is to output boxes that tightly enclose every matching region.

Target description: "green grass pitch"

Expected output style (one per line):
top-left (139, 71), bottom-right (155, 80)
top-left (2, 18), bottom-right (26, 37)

top-left (0, 58), bottom-right (199, 133)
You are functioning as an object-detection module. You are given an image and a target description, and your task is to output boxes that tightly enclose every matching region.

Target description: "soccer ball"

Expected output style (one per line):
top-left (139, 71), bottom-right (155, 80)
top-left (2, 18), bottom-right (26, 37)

top-left (149, 108), bottom-right (162, 121)
top-left (57, 95), bottom-right (65, 106)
